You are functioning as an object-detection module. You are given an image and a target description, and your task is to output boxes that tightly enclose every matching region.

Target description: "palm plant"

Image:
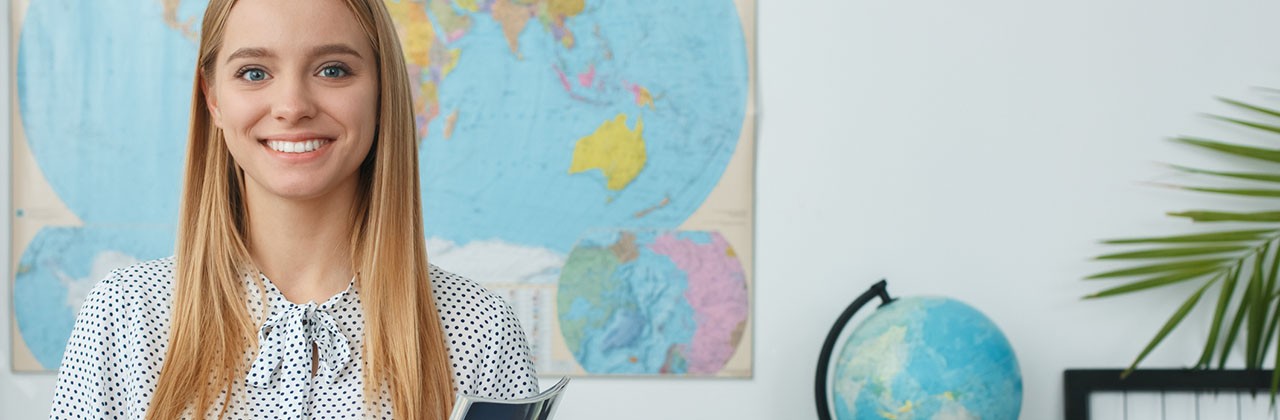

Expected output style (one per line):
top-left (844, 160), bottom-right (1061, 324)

top-left (1088, 96), bottom-right (1280, 391)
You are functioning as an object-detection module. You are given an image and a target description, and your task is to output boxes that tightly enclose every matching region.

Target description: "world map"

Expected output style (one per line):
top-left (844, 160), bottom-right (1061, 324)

top-left (12, 0), bottom-right (754, 376)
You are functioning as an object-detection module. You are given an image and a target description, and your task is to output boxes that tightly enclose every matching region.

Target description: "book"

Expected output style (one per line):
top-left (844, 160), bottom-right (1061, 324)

top-left (448, 377), bottom-right (571, 420)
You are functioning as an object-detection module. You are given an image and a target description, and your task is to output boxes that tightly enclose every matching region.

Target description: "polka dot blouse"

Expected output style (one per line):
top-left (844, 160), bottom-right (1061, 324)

top-left (49, 257), bottom-right (539, 418)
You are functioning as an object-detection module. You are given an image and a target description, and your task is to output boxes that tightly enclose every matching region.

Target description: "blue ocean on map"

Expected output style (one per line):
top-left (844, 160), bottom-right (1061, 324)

top-left (419, 0), bottom-right (748, 252)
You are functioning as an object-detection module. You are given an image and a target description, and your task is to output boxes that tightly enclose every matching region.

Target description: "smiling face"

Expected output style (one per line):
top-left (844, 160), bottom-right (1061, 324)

top-left (206, 0), bottom-right (378, 202)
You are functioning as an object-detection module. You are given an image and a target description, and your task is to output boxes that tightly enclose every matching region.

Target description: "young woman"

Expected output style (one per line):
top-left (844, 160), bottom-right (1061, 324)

top-left (49, 0), bottom-right (538, 418)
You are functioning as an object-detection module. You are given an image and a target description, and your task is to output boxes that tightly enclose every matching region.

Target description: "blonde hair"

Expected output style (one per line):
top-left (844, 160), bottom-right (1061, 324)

top-left (147, 0), bottom-right (454, 418)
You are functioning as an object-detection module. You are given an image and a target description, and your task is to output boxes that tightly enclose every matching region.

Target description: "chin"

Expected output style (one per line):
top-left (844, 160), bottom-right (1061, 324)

top-left (263, 178), bottom-right (335, 201)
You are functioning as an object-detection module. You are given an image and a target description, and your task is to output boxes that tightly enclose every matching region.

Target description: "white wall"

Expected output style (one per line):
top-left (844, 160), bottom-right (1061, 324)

top-left (8, 0), bottom-right (1280, 418)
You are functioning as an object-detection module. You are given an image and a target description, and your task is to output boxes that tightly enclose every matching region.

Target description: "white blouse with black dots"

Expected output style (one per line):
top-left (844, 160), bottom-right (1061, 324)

top-left (49, 257), bottom-right (539, 419)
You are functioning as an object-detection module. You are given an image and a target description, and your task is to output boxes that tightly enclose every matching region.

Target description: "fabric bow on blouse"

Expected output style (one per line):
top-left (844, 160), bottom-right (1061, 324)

top-left (247, 300), bottom-right (353, 389)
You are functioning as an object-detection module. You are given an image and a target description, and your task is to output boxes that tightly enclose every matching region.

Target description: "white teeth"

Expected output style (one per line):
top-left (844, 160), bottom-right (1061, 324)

top-left (267, 139), bottom-right (328, 153)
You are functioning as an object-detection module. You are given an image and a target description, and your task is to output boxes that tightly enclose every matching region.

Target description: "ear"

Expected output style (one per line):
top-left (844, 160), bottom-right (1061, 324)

top-left (201, 75), bottom-right (223, 127)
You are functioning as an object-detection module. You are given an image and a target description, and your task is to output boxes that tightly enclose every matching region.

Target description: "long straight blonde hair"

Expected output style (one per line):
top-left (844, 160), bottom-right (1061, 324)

top-left (147, 1), bottom-right (454, 418)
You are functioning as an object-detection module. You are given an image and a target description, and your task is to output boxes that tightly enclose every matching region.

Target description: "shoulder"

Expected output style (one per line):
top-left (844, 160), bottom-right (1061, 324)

top-left (428, 264), bottom-right (539, 398)
top-left (75, 256), bottom-right (176, 330)
top-left (428, 264), bottom-right (510, 319)
top-left (53, 257), bottom-right (176, 414)
top-left (97, 256), bottom-right (177, 305)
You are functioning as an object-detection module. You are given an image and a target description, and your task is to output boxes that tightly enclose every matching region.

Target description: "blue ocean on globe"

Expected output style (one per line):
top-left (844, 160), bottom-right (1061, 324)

top-left (832, 297), bottom-right (1022, 420)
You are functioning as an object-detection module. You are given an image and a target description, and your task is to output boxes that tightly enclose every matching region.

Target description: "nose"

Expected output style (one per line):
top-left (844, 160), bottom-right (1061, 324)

top-left (271, 75), bottom-right (317, 124)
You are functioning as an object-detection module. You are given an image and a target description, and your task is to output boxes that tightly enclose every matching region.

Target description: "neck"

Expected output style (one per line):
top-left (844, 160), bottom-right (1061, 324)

top-left (244, 175), bottom-right (359, 304)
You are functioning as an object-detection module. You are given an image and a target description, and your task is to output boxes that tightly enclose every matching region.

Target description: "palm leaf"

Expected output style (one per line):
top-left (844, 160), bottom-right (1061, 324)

top-left (1174, 137), bottom-right (1280, 164)
top-left (1092, 93), bottom-right (1280, 389)
top-left (1260, 241), bottom-right (1280, 361)
top-left (1124, 279), bottom-right (1217, 376)
top-left (1273, 341), bottom-right (1280, 405)
top-left (1207, 114), bottom-right (1280, 137)
top-left (1170, 185), bottom-right (1280, 198)
top-left (1104, 229), bottom-right (1274, 244)
top-left (1088, 259), bottom-right (1232, 279)
top-left (1219, 282), bottom-right (1251, 368)
top-left (1097, 246), bottom-right (1250, 260)
top-left (1219, 97), bottom-right (1280, 120)
top-left (1167, 210), bottom-right (1280, 223)
top-left (1202, 266), bottom-right (1241, 368)
top-left (1168, 165), bottom-right (1280, 184)
top-left (1086, 268), bottom-right (1221, 299)
top-left (1246, 247), bottom-right (1268, 368)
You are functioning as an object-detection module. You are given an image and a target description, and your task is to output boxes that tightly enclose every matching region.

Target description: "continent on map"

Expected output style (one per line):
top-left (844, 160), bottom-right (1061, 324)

top-left (490, 0), bottom-right (585, 55)
top-left (569, 114), bottom-right (647, 191)
top-left (386, 0), bottom-right (460, 140)
top-left (648, 232), bottom-right (748, 374)
top-left (427, 0), bottom-right (474, 42)
top-left (556, 230), bottom-right (748, 375)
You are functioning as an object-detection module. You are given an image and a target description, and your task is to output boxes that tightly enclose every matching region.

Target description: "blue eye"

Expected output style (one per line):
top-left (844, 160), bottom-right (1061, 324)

top-left (238, 68), bottom-right (268, 82)
top-left (319, 65), bottom-right (348, 78)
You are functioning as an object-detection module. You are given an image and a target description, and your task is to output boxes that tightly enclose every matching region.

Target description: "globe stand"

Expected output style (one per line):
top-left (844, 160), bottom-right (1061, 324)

top-left (814, 279), bottom-right (896, 420)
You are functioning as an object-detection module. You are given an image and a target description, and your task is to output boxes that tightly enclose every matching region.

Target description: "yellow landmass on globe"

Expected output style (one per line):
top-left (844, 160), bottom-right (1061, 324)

top-left (569, 114), bottom-right (647, 191)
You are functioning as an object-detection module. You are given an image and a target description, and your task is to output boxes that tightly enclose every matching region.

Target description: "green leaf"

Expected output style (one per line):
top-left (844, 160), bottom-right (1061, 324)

top-left (1168, 165), bottom-right (1280, 184)
top-left (1273, 353), bottom-right (1280, 407)
top-left (1174, 137), bottom-right (1280, 164)
top-left (1097, 246), bottom-right (1250, 260)
top-left (1207, 114), bottom-right (1280, 137)
top-left (1218, 266), bottom-right (1249, 368)
top-left (1247, 248), bottom-right (1269, 368)
top-left (1259, 241), bottom-right (1280, 364)
top-left (1172, 185), bottom-right (1280, 198)
top-left (1088, 259), bottom-right (1231, 279)
top-left (1167, 211), bottom-right (1280, 223)
top-left (1105, 229), bottom-right (1275, 244)
top-left (1086, 268), bottom-right (1220, 299)
top-left (1125, 279), bottom-right (1216, 376)
top-left (1262, 287), bottom-right (1280, 371)
top-left (1202, 267), bottom-right (1241, 368)
top-left (1219, 97), bottom-right (1280, 120)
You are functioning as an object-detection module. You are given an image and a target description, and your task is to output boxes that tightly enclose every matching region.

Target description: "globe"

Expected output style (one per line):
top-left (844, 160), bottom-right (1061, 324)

top-left (817, 282), bottom-right (1022, 420)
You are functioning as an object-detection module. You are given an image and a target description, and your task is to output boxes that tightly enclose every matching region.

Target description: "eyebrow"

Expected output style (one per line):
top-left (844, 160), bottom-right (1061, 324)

top-left (224, 44), bottom-right (363, 64)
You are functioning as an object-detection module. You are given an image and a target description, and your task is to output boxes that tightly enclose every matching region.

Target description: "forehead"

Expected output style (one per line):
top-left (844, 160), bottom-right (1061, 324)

top-left (219, 0), bottom-right (372, 60)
